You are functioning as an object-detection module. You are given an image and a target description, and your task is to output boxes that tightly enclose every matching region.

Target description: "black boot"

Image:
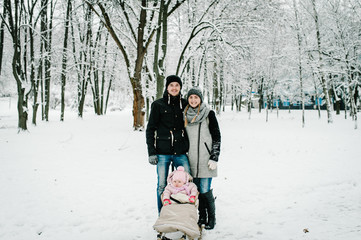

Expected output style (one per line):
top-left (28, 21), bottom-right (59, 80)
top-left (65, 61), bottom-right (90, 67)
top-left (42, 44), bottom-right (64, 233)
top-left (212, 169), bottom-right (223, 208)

top-left (204, 189), bottom-right (216, 230)
top-left (198, 193), bottom-right (207, 226)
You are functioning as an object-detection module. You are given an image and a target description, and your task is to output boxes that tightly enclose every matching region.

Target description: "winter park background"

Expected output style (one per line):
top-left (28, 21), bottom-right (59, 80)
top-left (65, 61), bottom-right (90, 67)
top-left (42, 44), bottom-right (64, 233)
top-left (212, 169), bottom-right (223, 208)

top-left (1, 98), bottom-right (361, 240)
top-left (1, 0), bottom-right (361, 239)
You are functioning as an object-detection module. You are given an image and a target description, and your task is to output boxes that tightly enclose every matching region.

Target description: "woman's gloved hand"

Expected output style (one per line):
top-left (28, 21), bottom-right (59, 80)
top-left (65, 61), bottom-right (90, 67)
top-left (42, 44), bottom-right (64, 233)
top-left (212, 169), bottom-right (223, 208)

top-left (208, 160), bottom-right (217, 170)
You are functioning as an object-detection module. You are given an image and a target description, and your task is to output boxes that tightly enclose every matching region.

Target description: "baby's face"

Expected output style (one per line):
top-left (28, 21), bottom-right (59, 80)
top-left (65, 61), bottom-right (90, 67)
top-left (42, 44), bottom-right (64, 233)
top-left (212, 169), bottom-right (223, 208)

top-left (172, 179), bottom-right (184, 188)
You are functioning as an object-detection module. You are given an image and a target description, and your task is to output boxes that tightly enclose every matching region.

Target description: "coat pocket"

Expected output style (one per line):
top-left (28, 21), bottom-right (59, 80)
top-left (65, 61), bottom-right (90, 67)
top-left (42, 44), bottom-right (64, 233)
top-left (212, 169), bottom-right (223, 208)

top-left (156, 136), bottom-right (172, 153)
top-left (204, 142), bottom-right (211, 155)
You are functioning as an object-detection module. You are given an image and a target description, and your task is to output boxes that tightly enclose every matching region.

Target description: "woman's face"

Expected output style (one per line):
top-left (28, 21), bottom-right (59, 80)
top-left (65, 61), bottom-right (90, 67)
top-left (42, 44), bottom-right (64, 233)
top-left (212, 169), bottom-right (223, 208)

top-left (188, 94), bottom-right (201, 108)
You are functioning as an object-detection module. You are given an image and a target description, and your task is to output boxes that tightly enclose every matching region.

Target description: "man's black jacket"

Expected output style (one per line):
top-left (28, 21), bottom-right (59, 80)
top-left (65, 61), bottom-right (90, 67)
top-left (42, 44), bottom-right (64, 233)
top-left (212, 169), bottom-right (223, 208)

top-left (146, 91), bottom-right (189, 156)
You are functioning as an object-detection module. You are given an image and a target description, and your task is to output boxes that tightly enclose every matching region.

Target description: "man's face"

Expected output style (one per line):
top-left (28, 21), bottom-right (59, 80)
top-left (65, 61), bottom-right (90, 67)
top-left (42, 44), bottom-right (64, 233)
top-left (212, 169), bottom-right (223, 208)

top-left (167, 82), bottom-right (181, 97)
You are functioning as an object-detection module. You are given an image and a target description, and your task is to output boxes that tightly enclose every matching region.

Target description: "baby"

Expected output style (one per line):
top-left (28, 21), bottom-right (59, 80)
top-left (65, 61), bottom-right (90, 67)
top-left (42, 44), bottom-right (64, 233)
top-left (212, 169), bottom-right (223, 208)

top-left (163, 166), bottom-right (198, 206)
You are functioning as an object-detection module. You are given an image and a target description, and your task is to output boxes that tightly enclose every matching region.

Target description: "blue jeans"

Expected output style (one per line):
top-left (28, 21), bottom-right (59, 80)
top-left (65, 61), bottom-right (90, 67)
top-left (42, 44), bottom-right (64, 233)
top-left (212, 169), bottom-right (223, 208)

top-left (193, 178), bottom-right (212, 194)
top-left (156, 154), bottom-right (190, 213)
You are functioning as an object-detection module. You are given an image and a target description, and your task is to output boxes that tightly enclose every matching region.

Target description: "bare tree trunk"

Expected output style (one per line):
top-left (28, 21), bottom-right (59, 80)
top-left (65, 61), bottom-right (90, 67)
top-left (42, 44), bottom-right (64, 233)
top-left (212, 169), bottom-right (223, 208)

top-left (312, 74), bottom-right (321, 118)
top-left (303, 26), bottom-right (321, 119)
top-left (212, 61), bottom-right (220, 114)
top-left (293, 0), bottom-right (305, 127)
top-left (248, 79), bottom-right (253, 120)
top-left (88, 0), bottom-right (156, 130)
top-left (40, 0), bottom-right (53, 121)
top-left (24, 0), bottom-right (39, 125)
top-left (154, 0), bottom-right (166, 99)
top-left (0, 4), bottom-right (6, 75)
top-left (258, 77), bottom-right (264, 113)
top-left (39, 0), bottom-right (52, 121)
top-left (331, 0), bottom-right (357, 128)
top-left (60, 0), bottom-right (71, 121)
top-left (342, 51), bottom-right (357, 128)
top-left (4, 0), bottom-right (28, 130)
top-left (203, 58), bottom-right (209, 104)
top-left (152, 0), bottom-right (186, 99)
top-left (89, 25), bottom-right (103, 115)
top-left (311, 0), bottom-right (333, 123)
top-left (349, 85), bottom-right (358, 129)
top-left (78, 5), bottom-right (92, 118)
top-left (46, 0), bottom-right (54, 119)
top-left (146, 74), bottom-right (150, 121)
top-left (131, 0), bottom-right (148, 130)
top-left (332, 81), bottom-right (341, 115)
top-left (104, 53), bottom-right (117, 115)
top-left (69, 6), bottom-right (84, 117)
top-left (237, 94), bottom-right (242, 112)
top-left (39, 0), bottom-right (46, 120)
top-left (220, 59), bottom-right (225, 112)
top-left (343, 88), bottom-right (348, 119)
top-left (100, 32), bottom-right (110, 115)
top-left (266, 89), bottom-right (271, 122)
top-left (276, 97), bottom-right (279, 118)
top-left (231, 85), bottom-right (234, 111)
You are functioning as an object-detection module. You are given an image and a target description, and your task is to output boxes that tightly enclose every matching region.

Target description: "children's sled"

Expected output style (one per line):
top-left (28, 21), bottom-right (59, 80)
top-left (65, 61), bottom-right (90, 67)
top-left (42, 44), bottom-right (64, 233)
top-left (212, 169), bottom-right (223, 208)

top-left (153, 193), bottom-right (203, 240)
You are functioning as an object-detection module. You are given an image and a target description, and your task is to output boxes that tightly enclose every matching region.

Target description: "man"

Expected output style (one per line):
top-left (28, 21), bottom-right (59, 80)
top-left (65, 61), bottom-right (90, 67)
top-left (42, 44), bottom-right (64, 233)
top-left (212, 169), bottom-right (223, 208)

top-left (146, 75), bottom-right (190, 213)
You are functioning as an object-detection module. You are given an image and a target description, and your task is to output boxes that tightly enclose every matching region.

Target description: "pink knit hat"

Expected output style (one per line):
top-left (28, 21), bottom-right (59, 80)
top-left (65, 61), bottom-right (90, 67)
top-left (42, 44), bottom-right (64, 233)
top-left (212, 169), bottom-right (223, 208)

top-left (172, 166), bottom-right (187, 183)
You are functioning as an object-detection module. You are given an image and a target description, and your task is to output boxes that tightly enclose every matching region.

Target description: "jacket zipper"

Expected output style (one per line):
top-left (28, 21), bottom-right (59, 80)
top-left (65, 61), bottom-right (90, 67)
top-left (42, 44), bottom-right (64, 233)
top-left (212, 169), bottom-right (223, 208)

top-left (196, 122), bottom-right (202, 178)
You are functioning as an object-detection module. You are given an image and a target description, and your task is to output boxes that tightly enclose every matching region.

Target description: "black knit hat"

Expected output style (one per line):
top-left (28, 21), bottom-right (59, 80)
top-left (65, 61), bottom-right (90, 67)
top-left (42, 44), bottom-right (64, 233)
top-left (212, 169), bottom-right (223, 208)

top-left (165, 75), bottom-right (182, 89)
top-left (187, 87), bottom-right (203, 103)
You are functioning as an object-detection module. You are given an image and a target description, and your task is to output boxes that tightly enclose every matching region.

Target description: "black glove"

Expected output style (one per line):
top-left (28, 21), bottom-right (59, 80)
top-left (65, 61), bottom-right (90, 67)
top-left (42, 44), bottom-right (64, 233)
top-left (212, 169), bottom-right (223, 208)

top-left (210, 141), bottom-right (220, 162)
top-left (148, 155), bottom-right (158, 165)
top-left (209, 153), bottom-right (219, 162)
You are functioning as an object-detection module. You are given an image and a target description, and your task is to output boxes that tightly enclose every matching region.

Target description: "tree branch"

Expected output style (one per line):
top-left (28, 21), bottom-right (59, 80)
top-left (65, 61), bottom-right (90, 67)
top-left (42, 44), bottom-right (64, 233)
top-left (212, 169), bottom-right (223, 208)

top-left (167, 0), bottom-right (186, 16)
top-left (119, 0), bottom-right (137, 42)
top-left (176, 22), bottom-right (213, 75)
top-left (86, 1), bottom-right (131, 76)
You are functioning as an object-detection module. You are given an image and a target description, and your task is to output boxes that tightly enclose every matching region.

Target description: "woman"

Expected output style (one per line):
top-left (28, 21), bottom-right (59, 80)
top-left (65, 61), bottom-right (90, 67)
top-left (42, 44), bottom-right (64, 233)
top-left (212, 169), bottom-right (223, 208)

top-left (184, 87), bottom-right (221, 230)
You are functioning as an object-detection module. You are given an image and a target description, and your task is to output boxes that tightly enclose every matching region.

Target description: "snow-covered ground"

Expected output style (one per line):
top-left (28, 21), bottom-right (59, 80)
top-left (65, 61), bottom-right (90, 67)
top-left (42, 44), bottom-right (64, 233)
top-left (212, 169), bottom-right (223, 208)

top-left (1, 97), bottom-right (361, 240)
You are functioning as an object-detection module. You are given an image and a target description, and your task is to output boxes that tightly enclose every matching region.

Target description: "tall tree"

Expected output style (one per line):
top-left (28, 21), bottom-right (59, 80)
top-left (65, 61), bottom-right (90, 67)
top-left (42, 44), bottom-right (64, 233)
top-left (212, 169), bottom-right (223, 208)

top-left (326, 0), bottom-right (358, 128)
top-left (26, 0), bottom-right (41, 125)
top-left (60, 0), bottom-right (71, 121)
top-left (153, 0), bottom-right (186, 99)
top-left (88, 0), bottom-right (156, 130)
top-left (3, 0), bottom-right (29, 130)
top-left (293, 0), bottom-right (306, 127)
top-left (0, 4), bottom-right (6, 75)
top-left (311, 0), bottom-right (333, 123)
top-left (38, 0), bottom-right (54, 121)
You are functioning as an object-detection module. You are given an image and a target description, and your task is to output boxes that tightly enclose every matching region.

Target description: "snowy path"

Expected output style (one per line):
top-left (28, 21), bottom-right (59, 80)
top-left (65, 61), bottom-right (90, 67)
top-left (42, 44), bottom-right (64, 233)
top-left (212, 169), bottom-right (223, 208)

top-left (1, 104), bottom-right (361, 240)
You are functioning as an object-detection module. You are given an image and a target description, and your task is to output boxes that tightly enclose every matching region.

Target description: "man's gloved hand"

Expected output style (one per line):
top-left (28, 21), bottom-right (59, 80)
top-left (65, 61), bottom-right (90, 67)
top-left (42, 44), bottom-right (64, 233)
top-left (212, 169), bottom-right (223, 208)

top-left (148, 155), bottom-right (158, 165)
top-left (208, 160), bottom-right (217, 170)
